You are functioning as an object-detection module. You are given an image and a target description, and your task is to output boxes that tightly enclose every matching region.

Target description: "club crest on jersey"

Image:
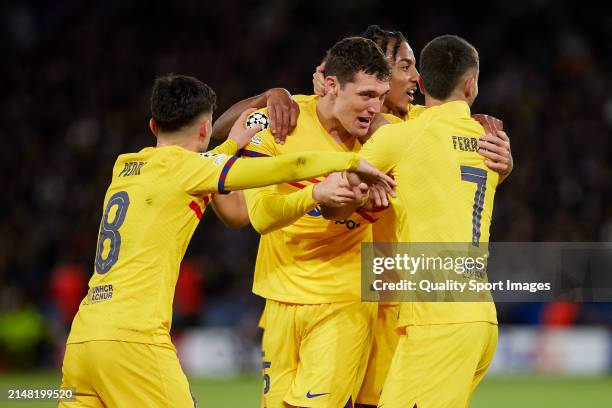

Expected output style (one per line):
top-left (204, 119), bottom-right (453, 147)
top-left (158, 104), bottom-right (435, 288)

top-left (246, 112), bottom-right (270, 131)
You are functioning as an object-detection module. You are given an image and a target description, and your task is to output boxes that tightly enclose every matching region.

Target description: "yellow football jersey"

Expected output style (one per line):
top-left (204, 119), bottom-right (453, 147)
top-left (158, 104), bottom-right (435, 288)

top-left (243, 94), bottom-right (374, 304)
top-left (67, 146), bottom-right (234, 346)
top-left (359, 100), bottom-right (498, 326)
top-left (372, 105), bottom-right (425, 243)
top-left (370, 105), bottom-right (426, 244)
top-left (367, 106), bottom-right (424, 305)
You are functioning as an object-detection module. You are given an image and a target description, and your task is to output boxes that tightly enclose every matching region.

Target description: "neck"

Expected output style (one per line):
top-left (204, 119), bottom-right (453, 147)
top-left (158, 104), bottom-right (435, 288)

top-left (156, 132), bottom-right (199, 152)
top-left (424, 92), bottom-right (466, 108)
top-left (316, 96), bottom-right (354, 145)
top-left (382, 103), bottom-right (408, 118)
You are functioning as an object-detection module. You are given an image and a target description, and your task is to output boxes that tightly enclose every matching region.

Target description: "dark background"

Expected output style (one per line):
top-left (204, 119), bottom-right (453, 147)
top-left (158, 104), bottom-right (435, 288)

top-left (1, 0), bottom-right (610, 368)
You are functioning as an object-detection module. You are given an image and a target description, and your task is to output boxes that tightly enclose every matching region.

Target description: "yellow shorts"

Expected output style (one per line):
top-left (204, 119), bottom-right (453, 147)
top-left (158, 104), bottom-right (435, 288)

top-left (379, 322), bottom-right (498, 408)
top-left (356, 304), bottom-right (399, 406)
top-left (59, 340), bottom-right (195, 408)
top-left (261, 300), bottom-right (376, 408)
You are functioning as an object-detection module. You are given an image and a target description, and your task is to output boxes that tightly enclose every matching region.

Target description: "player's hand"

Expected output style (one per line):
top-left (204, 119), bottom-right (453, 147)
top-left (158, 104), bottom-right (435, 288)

top-left (312, 172), bottom-right (365, 207)
top-left (266, 88), bottom-right (299, 145)
top-left (367, 183), bottom-right (391, 208)
top-left (478, 131), bottom-right (513, 176)
top-left (348, 160), bottom-right (397, 197)
top-left (472, 114), bottom-right (513, 180)
top-left (228, 108), bottom-right (263, 149)
top-left (312, 62), bottom-right (326, 97)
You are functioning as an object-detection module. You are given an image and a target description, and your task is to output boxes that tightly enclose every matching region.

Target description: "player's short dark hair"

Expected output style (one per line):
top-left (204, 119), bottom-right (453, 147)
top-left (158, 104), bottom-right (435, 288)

top-left (150, 74), bottom-right (217, 132)
top-left (419, 35), bottom-right (479, 100)
top-left (324, 37), bottom-right (391, 87)
top-left (362, 25), bottom-right (407, 61)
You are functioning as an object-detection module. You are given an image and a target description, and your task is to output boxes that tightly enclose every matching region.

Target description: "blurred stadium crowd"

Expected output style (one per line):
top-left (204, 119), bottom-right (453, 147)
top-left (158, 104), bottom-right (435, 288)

top-left (0, 0), bottom-right (610, 369)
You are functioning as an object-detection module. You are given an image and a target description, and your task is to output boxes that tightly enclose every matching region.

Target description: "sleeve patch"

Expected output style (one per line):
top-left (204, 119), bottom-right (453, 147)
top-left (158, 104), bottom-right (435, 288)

top-left (199, 152), bottom-right (228, 166)
top-left (246, 112), bottom-right (270, 130)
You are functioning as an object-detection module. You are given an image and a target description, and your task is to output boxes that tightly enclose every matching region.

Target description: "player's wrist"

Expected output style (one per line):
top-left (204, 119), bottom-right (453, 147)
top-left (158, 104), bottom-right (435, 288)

top-left (347, 154), bottom-right (360, 171)
top-left (311, 184), bottom-right (325, 206)
top-left (220, 139), bottom-right (239, 155)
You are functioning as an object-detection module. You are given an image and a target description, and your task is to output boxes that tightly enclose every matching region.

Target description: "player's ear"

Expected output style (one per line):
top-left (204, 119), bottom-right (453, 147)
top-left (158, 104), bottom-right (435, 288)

top-left (199, 118), bottom-right (212, 140)
top-left (325, 76), bottom-right (340, 97)
top-left (463, 71), bottom-right (478, 102)
top-left (149, 118), bottom-right (158, 138)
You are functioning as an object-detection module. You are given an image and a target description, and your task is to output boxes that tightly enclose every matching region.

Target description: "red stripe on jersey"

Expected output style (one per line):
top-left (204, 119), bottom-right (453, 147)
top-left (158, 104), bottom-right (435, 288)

top-left (189, 200), bottom-right (203, 220)
top-left (356, 209), bottom-right (377, 223)
top-left (288, 181), bottom-right (307, 189)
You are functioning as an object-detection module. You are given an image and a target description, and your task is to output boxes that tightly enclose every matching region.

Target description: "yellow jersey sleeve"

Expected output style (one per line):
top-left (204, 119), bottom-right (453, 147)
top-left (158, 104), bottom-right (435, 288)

top-left (208, 139), bottom-right (238, 156)
top-left (173, 149), bottom-right (232, 196)
top-left (245, 184), bottom-right (317, 234)
top-left (223, 151), bottom-right (359, 192)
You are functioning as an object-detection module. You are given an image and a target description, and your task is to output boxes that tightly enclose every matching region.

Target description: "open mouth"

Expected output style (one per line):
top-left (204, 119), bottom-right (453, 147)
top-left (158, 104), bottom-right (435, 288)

top-left (406, 88), bottom-right (416, 102)
top-left (357, 116), bottom-right (372, 128)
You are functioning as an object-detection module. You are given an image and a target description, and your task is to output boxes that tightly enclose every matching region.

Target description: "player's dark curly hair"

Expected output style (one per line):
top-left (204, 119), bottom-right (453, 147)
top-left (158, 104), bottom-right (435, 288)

top-left (419, 35), bottom-right (479, 100)
top-left (150, 74), bottom-right (217, 132)
top-left (324, 37), bottom-right (391, 87)
top-left (362, 25), bottom-right (407, 62)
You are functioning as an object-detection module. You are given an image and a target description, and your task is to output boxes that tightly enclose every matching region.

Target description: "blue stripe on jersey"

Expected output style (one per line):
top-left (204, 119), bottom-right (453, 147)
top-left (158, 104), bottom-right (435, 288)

top-left (217, 155), bottom-right (239, 194)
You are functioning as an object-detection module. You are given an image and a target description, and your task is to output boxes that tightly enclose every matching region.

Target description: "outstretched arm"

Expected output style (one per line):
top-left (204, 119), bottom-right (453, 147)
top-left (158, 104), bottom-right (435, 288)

top-left (221, 151), bottom-right (395, 192)
top-left (245, 172), bottom-right (367, 234)
top-left (211, 88), bottom-right (299, 144)
top-left (244, 185), bottom-right (317, 234)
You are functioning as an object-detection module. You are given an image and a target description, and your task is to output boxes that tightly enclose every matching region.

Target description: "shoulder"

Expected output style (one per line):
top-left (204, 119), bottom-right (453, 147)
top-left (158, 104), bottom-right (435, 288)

top-left (407, 104), bottom-right (427, 120)
top-left (293, 94), bottom-right (318, 105)
top-left (293, 94), bottom-right (319, 121)
top-left (197, 150), bottom-right (230, 165)
top-left (243, 109), bottom-right (276, 156)
top-left (157, 146), bottom-right (227, 165)
top-left (245, 109), bottom-right (272, 132)
top-left (366, 114), bottom-right (427, 155)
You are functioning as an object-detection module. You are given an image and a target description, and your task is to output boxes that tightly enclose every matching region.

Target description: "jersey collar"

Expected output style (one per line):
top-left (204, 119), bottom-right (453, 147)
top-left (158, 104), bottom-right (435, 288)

top-left (433, 100), bottom-right (471, 119)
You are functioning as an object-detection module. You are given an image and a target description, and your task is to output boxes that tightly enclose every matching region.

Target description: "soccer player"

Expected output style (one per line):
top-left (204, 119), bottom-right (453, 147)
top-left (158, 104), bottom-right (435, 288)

top-left (58, 74), bottom-right (393, 408)
top-left (235, 37), bottom-right (392, 408)
top-left (356, 35), bottom-right (499, 408)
